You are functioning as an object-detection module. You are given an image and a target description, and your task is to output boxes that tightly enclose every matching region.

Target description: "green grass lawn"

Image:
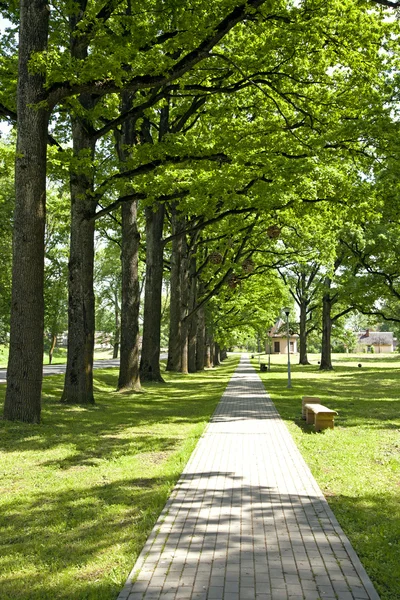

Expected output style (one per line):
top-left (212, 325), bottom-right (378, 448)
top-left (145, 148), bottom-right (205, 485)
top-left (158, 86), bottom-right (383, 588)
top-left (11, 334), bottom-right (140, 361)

top-left (0, 356), bottom-right (240, 600)
top-left (0, 345), bottom-right (115, 368)
top-left (256, 352), bottom-right (400, 600)
top-left (0, 344), bottom-right (8, 367)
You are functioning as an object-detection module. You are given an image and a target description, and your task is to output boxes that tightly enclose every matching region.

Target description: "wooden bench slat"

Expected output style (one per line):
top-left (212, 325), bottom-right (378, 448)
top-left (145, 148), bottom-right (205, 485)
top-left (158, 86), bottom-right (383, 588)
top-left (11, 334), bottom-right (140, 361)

top-left (304, 403), bottom-right (338, 431)
top-left (304, 403), bottom-right (337, 415)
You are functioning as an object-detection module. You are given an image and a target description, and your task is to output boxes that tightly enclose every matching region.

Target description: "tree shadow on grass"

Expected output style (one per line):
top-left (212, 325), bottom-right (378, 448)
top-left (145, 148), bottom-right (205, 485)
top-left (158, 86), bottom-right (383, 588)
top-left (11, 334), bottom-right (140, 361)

top-left (0, 474), bottom-right (178, 600)
top-left (264, 365), bottom-right (400, 431)
top-left (122, 472), bottom-right (398, 600)
top-left (0, 358), bottom-right (240, 461)
top-left (3, 469), bottom-right (397, 600)
top-left (327, 492), bottom-right (400, 600)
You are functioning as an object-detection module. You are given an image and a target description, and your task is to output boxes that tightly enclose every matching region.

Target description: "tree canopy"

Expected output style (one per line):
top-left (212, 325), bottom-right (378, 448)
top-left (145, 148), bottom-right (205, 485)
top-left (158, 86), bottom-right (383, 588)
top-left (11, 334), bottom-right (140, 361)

top-left (1, 0), bottom-right (400, 420)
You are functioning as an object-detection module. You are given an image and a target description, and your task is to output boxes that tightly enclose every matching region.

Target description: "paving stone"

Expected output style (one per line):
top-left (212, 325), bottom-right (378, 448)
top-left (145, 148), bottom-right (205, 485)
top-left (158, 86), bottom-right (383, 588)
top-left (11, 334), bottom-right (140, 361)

top-left (240, 588), bottom-right (256, 599)
top-left (353, 587), bottom-right (371, 599)
top-left (271, 590), bottom-right (289, 600)
top-left (223, 593), bottom-right (239, 600)
top-left (210, 576), bottom-right (225, 587)
top-left (270, 578), bottom-right (286, 589)
top-left (316, 584), bottom-right (336, 597)
top-left (116, 356), bottom-right (381, 600)
top-left (301, 580), bottom-right (318, 591)
top-left (208, 586), bottom-right (225, 599)
top-left (240, 576), bottom-right (255, 587)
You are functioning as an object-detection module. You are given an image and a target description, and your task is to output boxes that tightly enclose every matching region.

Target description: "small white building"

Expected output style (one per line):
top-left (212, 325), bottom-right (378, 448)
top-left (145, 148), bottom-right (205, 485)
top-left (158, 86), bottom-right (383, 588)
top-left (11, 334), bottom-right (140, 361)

top-left (266, 321), bottom-right (298, 354)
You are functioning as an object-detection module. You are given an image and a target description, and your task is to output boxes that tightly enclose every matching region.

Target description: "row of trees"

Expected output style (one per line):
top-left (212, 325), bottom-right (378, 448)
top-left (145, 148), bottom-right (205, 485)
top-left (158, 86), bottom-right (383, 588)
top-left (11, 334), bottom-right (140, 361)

top-left (1, 0), bottom-right (400, 422)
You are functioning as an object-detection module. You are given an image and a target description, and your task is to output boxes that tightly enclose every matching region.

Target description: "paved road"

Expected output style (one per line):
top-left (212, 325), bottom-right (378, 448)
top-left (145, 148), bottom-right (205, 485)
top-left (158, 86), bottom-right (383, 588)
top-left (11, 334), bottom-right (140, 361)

top-left (118, 354), bottom-right (380, 600)
top-left (0, 354), bottom-right (168, 384)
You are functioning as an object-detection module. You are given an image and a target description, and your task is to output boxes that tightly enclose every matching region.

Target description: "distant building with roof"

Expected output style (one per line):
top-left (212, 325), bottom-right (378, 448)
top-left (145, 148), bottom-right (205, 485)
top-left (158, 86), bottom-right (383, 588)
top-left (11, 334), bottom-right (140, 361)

top-left (265, 319), bottom-right (298, 355)
top-left (356, 329), bottom-right (395, 353)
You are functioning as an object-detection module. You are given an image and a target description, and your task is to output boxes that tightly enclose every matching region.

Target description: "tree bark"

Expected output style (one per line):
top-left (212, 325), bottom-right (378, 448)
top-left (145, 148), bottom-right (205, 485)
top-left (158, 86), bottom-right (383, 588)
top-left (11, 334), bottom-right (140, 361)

top-left (49, 333), bottom-right (57, 365)
top-left (299, 298), bottom-right (310, 365)
top-left (187, 293), bottom-right (198, 373)
top-left (166, 207), bottom-right (185, 372)
top-left (214, 342), bottom-right (221, 366)
top-left (140, 203), bottom-right (165, 382)
top-left (118, 200), bottom-right (141, 390)
top-left (205, 330), bottom-right (213, 368)
top-left (61, 100), bottom-right (96, 403)
top-left (61, 148), bottom-right (96, 403)
top-left (4, 0), bottom-right (50, 423)
top-left (195, 303), bottom-right (206, 371)
top-left (320, 278), bottom-right (333, 371)
top-left (113, 288), bottom-right (120, 359)
top-left (61, 8), bottom-right (97, 404)
top-left (115, 89), bottom-right (142, 390)
top-left (180, 243), bottom-right (189, 375)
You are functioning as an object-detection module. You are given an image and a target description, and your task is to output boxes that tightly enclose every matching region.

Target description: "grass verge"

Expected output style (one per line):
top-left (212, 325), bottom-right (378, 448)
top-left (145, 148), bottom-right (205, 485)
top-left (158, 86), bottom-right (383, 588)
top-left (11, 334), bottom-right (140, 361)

top-left (0, 346), bottom-right (115, 368)
top-left (0, 355), bottom-right (239, 600)
top-left (256, 353), bottom-right (400, 600)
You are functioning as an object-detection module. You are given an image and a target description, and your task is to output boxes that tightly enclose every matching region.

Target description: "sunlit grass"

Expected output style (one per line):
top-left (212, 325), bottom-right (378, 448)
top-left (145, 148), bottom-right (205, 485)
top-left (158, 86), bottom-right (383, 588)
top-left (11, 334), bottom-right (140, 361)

top-left (255, 353), bottom-right (400, 600)
top-left (0, 345), bottom-right (115, 367)
top-left (0, 344), bottom-right (8, 368)
top-left (0, 356), bottom-right (240, 600)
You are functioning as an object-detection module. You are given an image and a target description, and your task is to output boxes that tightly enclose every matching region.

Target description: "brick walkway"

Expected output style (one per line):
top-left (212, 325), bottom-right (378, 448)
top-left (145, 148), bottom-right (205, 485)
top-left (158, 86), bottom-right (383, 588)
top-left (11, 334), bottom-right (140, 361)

top-left (118, 355), bottom-right (380, 600)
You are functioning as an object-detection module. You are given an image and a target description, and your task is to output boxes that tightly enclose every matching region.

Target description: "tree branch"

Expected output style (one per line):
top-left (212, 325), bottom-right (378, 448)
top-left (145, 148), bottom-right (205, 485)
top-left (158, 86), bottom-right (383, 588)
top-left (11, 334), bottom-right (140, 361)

top-left (46, 0), bottom-right (269, 108)
top-left (93, 152), bottom-right (231, 200)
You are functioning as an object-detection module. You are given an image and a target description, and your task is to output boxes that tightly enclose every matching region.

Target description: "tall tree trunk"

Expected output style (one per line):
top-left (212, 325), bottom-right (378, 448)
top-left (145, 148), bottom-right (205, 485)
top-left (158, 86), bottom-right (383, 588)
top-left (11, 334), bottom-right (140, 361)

top-left (116, 89), bottom-right (141, 390)
top-left (118, 200), bottom-right (141, 390)
top-left (214, 342), bottom-right (221, 366)
top-left (185, 243), bottom-right (198, 373)
top-left (62, 8), bottom-right (97, 404)
top-left (320, 278), bottom-right (333, 371)
top-left (205, 330), bottom-right (213, 368)
top-left (61, 107), bottom-right (96, 404)
top-left (220, 348), bottom-right (227, 361)
top-left (113, 288), bottom-right (120, 359)
top-left (195, 303), bottom-right (206, 371)
top-left (298, 271), bottom-right (311, 365)
top-left (140, 203), bottom-right (165, 382)
top-left (166, 207), bottom-right (185, 372)
top-left (49, 333), bottom-right (57, 365)
top-left (4, 0), bottom-right (50, 423)
top-left (299, 299), bottom-right (310, 365)
top-left (187, 318), bottom-right (197, 373)
top-left (180, 241), bottom-right (189, 375)
top-left (187, 251), bottom-right (198, 373)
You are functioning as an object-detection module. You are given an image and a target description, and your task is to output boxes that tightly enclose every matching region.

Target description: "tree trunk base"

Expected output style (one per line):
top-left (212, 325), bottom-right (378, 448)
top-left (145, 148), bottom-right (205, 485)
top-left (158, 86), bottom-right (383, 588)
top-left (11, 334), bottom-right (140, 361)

top-left (117, 383), bottom-right (142, 392)
top-left (140, 372), bottom-right (165, 383)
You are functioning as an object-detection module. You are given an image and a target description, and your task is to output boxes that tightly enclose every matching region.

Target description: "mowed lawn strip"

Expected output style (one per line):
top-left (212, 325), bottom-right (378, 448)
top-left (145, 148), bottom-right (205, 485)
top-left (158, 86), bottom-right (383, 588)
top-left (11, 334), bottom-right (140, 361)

top-left (0, 345), bottom-right (115, 367)
top-left (0, 355), bottom-right (240, 600)
top-left (256, 354), bottom-right (400, 600)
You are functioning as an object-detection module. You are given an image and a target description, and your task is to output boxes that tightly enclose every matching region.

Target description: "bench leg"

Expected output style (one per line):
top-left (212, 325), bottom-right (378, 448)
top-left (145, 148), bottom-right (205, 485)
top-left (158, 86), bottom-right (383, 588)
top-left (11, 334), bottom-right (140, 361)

top-left (306, 409), bottom-right (315, 425)
top-left (314, 415), bottom-right (334, 431)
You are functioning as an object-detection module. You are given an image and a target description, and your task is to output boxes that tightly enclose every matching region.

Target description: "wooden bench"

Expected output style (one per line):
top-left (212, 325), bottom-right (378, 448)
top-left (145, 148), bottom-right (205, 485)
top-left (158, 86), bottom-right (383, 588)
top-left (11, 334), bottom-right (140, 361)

top-left (301, 396), bottom-right (321, 419)
top-left (304, 403), bottom-right (338, 431)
